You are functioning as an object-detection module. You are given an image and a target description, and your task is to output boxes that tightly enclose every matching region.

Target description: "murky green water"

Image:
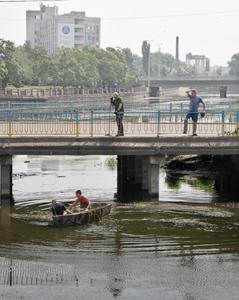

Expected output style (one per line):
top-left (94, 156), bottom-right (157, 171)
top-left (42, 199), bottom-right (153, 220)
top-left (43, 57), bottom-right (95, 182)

top-left (1, 156), bottom-right (239, 300)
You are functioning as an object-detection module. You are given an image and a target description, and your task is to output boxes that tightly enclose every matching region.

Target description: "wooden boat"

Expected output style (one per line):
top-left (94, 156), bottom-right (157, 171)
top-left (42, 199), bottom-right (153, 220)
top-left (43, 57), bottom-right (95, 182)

top-left (49, 203), bottom-right (112, 227)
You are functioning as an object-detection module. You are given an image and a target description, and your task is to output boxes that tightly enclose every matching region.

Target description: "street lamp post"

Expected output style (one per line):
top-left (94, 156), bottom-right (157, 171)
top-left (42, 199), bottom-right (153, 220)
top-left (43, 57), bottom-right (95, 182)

top-left (147, 47), bottom-right (151, 95)
top-left (156, 43), bottom-right (162, 79)
top-left (147, 40), bottom-right (153, 96)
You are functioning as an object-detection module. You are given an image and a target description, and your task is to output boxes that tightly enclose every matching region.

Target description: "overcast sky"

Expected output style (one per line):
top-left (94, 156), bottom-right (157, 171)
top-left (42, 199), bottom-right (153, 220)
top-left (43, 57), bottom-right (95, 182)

top-left (0, 0), bottom-right (239, 66)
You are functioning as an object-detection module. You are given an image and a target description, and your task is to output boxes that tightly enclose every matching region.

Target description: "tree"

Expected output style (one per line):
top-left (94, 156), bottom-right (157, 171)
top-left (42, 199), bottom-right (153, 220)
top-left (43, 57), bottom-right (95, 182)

top-left (0, 58), bottom-right (7, 87)
top-left (54, 48), bottom-right (84, 87)
top-left (0, 39), bottom-right (15, 86)
top-left (228, 53), bottom-right (239, 76)
top-left (30, 47), bottom-right (55, 85)
top-left (72, 49), bottom-right (99, 87)
top-left (10, 46), bottom-right (33, 86)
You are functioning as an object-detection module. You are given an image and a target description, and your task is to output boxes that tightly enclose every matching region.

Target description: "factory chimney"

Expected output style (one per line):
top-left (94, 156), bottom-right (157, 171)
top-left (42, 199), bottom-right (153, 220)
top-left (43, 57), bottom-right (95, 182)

top-left (176, 36), bottom-right (179, 60)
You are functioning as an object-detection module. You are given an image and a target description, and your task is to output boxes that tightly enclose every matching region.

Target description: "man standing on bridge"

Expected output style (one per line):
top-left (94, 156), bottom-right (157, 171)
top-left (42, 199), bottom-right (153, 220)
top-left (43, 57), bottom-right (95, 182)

top-left (110, 92), bottom-right (124, 136)
top-left (183, 89), bottom-right (206, 136)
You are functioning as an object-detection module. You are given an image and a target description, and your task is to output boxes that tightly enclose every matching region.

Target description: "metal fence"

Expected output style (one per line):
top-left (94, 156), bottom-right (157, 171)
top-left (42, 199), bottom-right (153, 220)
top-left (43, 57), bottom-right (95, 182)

top-left (0, 110), bottom-right (238, 137)
top-left (0, 86), bottom-right (146, 98)
top-left (0, 99), bottom-right (238, 114)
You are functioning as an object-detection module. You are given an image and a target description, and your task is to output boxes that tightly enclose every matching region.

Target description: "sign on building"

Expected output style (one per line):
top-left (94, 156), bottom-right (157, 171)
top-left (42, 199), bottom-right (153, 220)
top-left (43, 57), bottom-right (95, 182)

top-left (57, 23), bottom-right (75, 48)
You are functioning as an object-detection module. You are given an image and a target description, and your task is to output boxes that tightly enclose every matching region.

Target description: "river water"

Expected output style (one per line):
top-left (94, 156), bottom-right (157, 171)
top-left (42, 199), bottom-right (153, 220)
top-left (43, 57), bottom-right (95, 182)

top-left (1, 155), bottom-right (239, 300)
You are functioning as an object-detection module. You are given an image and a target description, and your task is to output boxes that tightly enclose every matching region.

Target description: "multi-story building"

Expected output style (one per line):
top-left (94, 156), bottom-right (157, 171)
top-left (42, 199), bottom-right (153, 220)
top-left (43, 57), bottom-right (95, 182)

top-left (26, 4), bottom-right (101, 53)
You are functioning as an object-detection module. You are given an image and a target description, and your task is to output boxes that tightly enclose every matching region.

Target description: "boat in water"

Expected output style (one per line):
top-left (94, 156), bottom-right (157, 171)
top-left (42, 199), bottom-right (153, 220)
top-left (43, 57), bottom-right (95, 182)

top-left (49, 203), bottom-right (112, 227)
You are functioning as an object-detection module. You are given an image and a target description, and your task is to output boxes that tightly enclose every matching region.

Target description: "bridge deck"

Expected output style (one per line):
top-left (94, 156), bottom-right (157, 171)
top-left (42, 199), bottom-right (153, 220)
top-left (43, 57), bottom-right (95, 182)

top-left (0, 136), bottom-right (238, 156)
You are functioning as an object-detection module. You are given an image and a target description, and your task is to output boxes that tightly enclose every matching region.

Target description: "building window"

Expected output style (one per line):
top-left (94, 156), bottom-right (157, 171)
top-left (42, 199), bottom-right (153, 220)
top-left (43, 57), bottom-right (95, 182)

top-left (75, 19), bottom-right (84, 25)
top-left (75, 28), bottom-right (84, 33)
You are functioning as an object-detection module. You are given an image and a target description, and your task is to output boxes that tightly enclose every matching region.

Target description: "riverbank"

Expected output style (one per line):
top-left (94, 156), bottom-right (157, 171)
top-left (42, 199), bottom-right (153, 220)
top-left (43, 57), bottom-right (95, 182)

top-left (164, 155), bottom-right (234, 174)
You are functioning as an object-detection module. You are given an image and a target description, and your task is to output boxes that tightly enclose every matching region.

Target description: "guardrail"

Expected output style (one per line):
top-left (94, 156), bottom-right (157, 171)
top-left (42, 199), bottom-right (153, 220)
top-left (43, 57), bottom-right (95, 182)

top-left (0, 110), bottom-right (238, 137)
top-left (0, 86), bottom-right (147, 98)
top-left (0, 99), bottom-right (238, 114)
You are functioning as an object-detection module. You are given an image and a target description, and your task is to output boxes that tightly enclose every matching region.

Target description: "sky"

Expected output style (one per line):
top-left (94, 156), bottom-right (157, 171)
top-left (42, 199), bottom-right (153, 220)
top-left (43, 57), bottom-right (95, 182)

top-left (0, 0), bottom-right (239, 66)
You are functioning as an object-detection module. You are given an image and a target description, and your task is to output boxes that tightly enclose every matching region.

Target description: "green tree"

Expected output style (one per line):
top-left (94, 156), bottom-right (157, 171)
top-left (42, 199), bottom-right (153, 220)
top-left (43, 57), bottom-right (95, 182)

top-left (0, 39), bottom-right (16, 86)
top-left (72, 49), bottom-right (99, 87)
top-left (10, 46), bottom-right (33, 86)
top-left (30, 47), bottom-right (55, 85)
top-left (228, 53), bottom-right (239, 76)
top-left (0, 58), bottom-right (7, 87)
top-left (55, 48), bottom-right (84, 87)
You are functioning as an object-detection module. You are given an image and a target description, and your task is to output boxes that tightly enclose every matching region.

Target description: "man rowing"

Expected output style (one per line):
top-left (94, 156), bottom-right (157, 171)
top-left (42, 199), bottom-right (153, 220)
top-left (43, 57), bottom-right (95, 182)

top-left (51, 199), bottom-right (72, 216)
top-left (67, 190), bottom-right (91, 212)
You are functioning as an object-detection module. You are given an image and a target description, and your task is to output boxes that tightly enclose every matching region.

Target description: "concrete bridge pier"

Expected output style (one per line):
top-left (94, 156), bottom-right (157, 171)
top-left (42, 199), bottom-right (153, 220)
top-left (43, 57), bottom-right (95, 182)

top-left (214, 155), bottom-right (239, 201)
top-left (0, 155), bottom-right (13, 204)
top-left (117, 155), bottom-right (164, 202)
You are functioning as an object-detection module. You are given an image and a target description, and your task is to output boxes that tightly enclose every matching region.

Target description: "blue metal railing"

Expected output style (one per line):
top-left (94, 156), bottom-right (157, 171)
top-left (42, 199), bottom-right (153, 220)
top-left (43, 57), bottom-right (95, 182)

top-left (0, 109), bottom-right (238, 137)
top-left (0, 98), bottom-right (239, 115)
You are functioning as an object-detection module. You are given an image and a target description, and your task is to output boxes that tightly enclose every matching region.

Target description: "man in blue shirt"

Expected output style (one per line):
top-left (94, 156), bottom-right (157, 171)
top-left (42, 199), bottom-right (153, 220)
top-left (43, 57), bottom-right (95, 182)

top-left (183, 89), bottom-right (206, 136)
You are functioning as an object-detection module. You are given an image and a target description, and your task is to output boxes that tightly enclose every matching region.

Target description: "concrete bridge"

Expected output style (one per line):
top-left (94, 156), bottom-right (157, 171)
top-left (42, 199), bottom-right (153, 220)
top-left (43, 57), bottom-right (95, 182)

top-left (0, 136), bottom-right (239, 203)
top-left (139, 78), bottom-right (239, 94)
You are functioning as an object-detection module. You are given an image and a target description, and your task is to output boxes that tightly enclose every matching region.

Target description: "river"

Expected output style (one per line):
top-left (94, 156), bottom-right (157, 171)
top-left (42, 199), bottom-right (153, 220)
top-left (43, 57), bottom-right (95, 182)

top-left (1, 155), bottom-right (239, 300)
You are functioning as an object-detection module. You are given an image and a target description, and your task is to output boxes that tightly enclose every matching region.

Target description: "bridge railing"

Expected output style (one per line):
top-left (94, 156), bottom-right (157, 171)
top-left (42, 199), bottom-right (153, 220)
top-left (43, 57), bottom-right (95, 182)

top-left (0, 86), bottom-right (147, 98)
top-left (0, 99), bottom-right (238, 115)
top-left (0, 110), bottom-right (238, 137)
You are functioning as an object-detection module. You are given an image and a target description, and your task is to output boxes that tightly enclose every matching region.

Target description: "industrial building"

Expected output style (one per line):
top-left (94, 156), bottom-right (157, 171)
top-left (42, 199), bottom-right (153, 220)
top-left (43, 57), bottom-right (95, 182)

top-left (186, 53), bottom-right (210, 75)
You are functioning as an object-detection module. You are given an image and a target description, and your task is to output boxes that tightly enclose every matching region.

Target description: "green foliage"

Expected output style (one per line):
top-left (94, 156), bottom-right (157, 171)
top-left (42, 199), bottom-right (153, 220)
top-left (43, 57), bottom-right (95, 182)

top-left (0, 39), bottom-right (140, 88)
top-left (0, 37), bottom-right (193, 87)
top-left (228, 53), bottom-right (239, 76)
top-left (140, 40), bottom-right (193, 78)
top-left (105, 157), bottom-right (117, 170)
top-left (0, 58), bottom-right (7, 86)
top-left (149, 51), bottom-right (193, 78)
top-left (225, 126), bottom-right (239, 136)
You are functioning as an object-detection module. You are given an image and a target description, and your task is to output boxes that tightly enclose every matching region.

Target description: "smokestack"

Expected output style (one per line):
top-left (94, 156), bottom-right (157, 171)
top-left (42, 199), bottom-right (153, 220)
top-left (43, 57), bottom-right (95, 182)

top-left (176, 36), bottom-right (179, 60)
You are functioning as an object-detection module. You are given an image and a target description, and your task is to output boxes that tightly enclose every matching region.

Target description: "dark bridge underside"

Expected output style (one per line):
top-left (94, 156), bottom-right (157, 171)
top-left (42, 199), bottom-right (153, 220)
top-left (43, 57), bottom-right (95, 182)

top-left (0, 136), bottom-right (239, 156)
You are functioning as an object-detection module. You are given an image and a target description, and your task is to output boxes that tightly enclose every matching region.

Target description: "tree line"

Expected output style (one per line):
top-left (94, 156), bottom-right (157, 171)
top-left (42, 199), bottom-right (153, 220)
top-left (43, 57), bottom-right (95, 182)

top-left (4, 38), bottom-right (237, 88)
top-left (0, 40), bottom-right (142, 88)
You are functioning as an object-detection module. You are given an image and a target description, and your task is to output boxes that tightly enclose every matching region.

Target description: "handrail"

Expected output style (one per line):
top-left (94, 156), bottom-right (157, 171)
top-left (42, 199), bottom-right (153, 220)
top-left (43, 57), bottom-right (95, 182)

top-left (0, 110), bottom-right (237, 137)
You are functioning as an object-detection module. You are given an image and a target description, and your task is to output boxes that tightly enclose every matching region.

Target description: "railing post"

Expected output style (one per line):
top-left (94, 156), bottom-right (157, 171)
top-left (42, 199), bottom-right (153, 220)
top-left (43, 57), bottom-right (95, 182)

top-left (236, 112), bottom-right (239, 129)
top-left (221, 111), bottom-right (225, 136)
top-left (76, 111), bottom-right (80, 137)
top-left (169, 102), bottom-right (173, 123)
top-left (90, 111), bottom-right (94, 137)
top-left (157, 111), bottom-right (161, 137)
top-left (7, 101), bottom-right (12, 137)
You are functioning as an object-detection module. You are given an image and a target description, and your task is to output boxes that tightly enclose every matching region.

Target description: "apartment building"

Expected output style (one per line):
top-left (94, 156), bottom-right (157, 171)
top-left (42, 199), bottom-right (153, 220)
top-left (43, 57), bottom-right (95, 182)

top-left (26, 4), bottom-right (101, 53)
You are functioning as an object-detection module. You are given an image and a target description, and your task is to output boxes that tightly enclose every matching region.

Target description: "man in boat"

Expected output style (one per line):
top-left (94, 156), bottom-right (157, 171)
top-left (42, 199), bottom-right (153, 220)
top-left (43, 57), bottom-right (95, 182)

top-left (67, 190), bottom-right (91, 212)
top-left (183, 88), bottom-right (206, 136)
top-left (51, 199), bottom-right (72, 216)
top-left (110, 92), bottom-right (124, 136)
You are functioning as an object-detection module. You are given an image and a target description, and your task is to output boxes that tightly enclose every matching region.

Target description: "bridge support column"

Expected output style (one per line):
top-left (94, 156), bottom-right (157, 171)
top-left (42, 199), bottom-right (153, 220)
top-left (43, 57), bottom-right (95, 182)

top-left (147, 157), bottom-right (160, 198)
top-left (0, 155), bottom-right (13, 204)
top-left (117, 155), bottom-right (139, 202)
top-left (117, 155), bottom-right (164, 202)
top-left (214, 155), bottom-right (239, 201)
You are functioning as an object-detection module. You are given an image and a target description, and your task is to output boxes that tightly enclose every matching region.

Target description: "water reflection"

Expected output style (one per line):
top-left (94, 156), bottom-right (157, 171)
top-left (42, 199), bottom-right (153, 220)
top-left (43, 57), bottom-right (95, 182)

top-left (1, 155), bottom-right (239, 299)
top-left (214, 172), bottom-right (239, 202)
top-left (0, 200), bottom-right (11, 228)
top-left (165, 172), bottom-right (215, 193)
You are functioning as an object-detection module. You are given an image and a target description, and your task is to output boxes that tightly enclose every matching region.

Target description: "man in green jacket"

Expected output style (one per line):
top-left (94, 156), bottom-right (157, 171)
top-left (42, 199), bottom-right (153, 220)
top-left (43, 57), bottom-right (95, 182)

top-left (110, 92), bottom-right (124, 136)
